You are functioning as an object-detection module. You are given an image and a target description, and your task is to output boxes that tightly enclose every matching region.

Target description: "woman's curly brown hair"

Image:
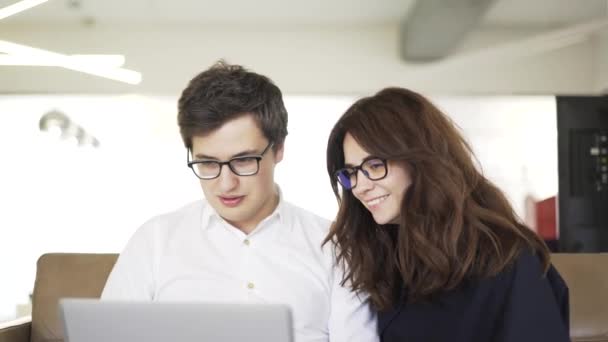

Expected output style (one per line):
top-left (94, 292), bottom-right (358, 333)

top-left (324, 87), bottom-right (550, 311)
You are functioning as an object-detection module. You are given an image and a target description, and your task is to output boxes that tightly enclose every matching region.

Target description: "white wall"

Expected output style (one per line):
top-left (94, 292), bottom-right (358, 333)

top-left (0, 94), bottom-right (557, 321)
top-left (594, 28), bottom-right (608, 92)
top-left (0, 23), bottom-right (600, 95)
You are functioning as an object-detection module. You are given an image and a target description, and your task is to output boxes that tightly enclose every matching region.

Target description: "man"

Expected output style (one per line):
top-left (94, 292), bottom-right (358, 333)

top-left (101, 61), bottom-right (378, 342)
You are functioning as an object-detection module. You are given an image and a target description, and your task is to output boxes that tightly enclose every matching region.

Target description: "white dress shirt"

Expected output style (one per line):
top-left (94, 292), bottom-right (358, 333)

top-left (101, 196), bottom-right (378, 342)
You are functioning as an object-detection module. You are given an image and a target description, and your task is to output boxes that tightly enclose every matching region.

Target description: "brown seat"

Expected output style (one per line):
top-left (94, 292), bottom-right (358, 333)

top-left (0, 252), bottom-right (606, 342)
top-left (552, 253), bottom-right (608, 342)
top-left (0, 253), bottom-right (118, 342)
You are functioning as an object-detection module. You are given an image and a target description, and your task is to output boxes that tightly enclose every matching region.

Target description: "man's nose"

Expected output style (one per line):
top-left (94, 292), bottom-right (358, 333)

top-left (217, 164), bottom-right (239, 192)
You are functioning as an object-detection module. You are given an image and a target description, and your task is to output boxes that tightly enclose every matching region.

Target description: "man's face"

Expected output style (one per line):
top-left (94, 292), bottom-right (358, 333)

top-left (191, 114), bottom-right (283, 232)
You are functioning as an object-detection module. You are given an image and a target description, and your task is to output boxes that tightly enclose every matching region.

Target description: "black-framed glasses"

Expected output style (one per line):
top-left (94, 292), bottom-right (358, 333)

top-left (187, 141), bottom-right (274, 180)
top-left (335, 157), bottom-right (388, 190)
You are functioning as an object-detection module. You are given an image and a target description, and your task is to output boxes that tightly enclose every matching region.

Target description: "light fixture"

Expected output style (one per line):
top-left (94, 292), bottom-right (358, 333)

top-left (0, 54), bottom-right (126, 67)
top-left (0, 0), bottom-right (49, 21)
top-left (39, 110), bottom-right (100, 148)
top-left (0, 40), bottom-right (142, 84)
top-left (0, 1), bottom-right (142, 85)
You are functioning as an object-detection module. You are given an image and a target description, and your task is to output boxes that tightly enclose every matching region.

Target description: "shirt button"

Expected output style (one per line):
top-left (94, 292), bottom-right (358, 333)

top-left (244, 239), bottom-right (250, 246)
top-left (247, 282), bottom-right (255, 290)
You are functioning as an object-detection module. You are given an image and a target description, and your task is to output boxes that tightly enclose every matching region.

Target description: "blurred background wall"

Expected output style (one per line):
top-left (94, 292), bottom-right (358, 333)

top-left (1, 0), bottom-right (606, 322)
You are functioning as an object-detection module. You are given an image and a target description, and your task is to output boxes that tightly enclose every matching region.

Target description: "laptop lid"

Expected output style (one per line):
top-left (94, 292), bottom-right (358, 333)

top-left (59, 299), bottom-right (293, 342)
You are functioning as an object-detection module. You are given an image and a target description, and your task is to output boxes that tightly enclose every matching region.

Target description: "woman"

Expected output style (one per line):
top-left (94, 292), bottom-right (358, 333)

top-left (324, 87), bottom-right (569, 342)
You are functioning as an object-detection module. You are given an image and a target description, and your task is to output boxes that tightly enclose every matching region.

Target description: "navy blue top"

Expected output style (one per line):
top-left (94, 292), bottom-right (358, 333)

top-left (378, 251), bottom-right (570, 342)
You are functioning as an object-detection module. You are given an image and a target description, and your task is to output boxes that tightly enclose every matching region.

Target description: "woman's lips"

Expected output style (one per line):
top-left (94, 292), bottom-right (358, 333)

top-left (366, 194), bottom-right (389, 210)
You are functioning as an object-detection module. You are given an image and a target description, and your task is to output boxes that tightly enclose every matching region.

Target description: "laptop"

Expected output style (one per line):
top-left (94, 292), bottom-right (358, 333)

top-left (59, 299), bottom-right (294, 342)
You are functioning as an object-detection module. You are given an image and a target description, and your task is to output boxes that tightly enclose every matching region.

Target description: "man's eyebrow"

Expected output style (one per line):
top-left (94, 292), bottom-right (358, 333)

top-left (193, 153), bottom-right (217, 160)
top-left (194, 148), bottom-right (260, 160)
top-left (231, 149), bottom-right (260, 158)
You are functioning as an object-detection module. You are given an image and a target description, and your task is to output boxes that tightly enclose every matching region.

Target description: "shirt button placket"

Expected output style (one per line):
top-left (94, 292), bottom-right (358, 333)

top-left (243, 238), bottom-right (255, 299)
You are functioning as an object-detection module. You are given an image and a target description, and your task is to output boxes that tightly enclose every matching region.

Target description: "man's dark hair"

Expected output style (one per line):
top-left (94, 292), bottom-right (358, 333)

top-left (178, 60), bottom-right (288, 149)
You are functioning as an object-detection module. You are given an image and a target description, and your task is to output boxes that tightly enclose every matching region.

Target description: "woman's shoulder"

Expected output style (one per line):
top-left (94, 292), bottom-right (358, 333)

top-left (465, 248), bottom-right (563, 297)
top-left (503, 248), bottom-right (564, 284)
top-left (485, 248), bottom-right (568, 309)
top-left (489, 249), bottom-right (552, 285)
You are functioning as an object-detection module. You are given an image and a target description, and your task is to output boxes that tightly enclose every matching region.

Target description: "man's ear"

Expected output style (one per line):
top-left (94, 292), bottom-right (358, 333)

top-left (273, 143), bottom-right (284, 163)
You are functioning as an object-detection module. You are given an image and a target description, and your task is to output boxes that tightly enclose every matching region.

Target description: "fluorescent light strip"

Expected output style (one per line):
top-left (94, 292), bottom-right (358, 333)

top-left (0, 54), bottom-right (125, 67)
top-left (0, 0), bottom-right (49, 20)
top-left (70, 54), bottom-right (126, 67)
top-left (0, 40), bottom-right (142, 84)
top-left (0, 54), bottom-right (126, 67)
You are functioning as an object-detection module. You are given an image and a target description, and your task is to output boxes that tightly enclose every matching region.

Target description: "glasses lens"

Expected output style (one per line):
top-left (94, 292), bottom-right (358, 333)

top-left (362, 159), bottom-right (387, 180)
top-left (195, 161), bottom-right (221, 179)
top-left (229, 157), bottom-right (259, 176)
top-left (336, 169), bottom-right (354, 189)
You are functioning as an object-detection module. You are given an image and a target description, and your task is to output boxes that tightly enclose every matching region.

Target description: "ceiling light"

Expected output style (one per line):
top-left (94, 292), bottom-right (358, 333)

top-left (0, 0), bottom-right (50, 21)
top-left (0, 54), bottom-right (126, 67)
top-left (0, 40), bottom-right (142, 84)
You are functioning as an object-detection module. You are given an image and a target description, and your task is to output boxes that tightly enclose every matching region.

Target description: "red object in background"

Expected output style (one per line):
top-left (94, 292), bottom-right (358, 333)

top-left (535, 196), bottom-right (557, 240)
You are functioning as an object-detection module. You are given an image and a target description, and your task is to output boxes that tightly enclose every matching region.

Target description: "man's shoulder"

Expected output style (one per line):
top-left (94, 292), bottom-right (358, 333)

top-left (138, 200), bottom-right (205, 235)
top-left (282, 201), bottom-right (331, 229)
top-left (281, 201), bottom-right (333, 247)
top-left (281, 201), bottom-right (336, 263)
top-left (164, 200), bottom-right (206, 219)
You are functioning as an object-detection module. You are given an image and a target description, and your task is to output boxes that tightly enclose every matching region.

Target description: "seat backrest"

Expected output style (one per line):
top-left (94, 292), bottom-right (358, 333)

top-left (31, 253), bottom-right (118, 342)
top-left (27, 252), bottom-right (608, 342)
top-left (551, 253), bottom-right (608, 342)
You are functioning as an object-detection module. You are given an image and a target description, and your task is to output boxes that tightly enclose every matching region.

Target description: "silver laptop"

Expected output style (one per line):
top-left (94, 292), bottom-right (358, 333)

top-left (59, 299), bottom-right (294, 342)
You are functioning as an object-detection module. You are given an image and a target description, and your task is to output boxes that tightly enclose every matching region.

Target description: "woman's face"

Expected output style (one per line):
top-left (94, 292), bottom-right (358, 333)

top-left (342, 132), bottom-right (412, 225)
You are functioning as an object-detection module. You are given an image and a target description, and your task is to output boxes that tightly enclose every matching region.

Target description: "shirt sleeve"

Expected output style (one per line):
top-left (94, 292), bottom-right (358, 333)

top-left (495, 252), bottom-right (570, 342)
top-left (327, 263), bottom-right (380, 342)
top-left (100, 219), bottom-right (161, 301)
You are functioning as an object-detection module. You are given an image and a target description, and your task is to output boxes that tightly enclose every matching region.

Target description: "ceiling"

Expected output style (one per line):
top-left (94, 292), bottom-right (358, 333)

top-left (483, 0), bottom-right (606, 27)
top-left (0, 0), bottom-right (412, 25)
top-left (1, 0), bottom-right (605, 27)
top-left (1, 0), bottom-right (607, 94)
